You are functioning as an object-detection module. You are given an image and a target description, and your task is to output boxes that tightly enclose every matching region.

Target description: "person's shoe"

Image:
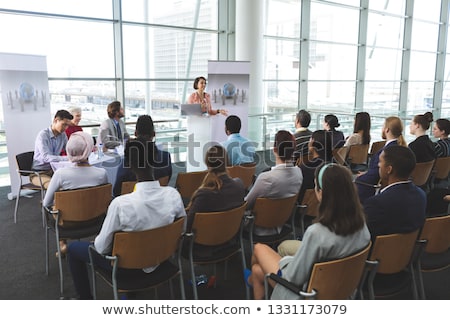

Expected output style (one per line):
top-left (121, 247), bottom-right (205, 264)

top-left (55, 241), bottom-right (68, 258)
top-left (243, 268), bottom-right (252, 288)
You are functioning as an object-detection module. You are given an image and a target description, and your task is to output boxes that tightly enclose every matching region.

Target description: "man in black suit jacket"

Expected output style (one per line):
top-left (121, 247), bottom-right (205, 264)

top-left (113, 115), bottom-right (172, 197)
top-left (363, 145), bottom-right (426, 241)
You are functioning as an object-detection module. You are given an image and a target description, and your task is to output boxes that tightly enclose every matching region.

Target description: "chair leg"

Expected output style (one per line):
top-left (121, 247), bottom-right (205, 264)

top-left (45, 226), bottom-right (49, 275)
top-left (14, 184), bottom-right (21, 224)
top-left (55, 232), bottom-right (64, 297)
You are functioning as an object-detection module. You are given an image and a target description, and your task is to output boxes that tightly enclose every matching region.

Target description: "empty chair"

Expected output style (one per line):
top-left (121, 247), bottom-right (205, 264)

top-left (89, 217), bottom-right (186, 300)
top-left (417, 215), bottom-right (450, 299)
top-left (14, 151), bottom-right (47, 225)
top-left (264, 242), bottom-right (371, 299)
top-left (361, 230), bottom-right (421, 299)
top-left (44, 183), bottom-right (112, 297)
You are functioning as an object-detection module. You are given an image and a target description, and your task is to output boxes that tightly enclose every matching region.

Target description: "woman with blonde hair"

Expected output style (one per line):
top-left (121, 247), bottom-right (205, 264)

top-left (355, 116), bottom-right (406, 203)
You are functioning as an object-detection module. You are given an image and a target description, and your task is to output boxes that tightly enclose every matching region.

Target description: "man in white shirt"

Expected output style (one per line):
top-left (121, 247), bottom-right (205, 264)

top-left (67, 139), bottom-right (185, 299)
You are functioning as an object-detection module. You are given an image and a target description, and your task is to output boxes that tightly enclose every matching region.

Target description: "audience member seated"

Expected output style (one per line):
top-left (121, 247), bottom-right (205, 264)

top-left (426, 188), bottom-right (450, 217)
top-left (363, 145), bottom-right (426, 242)
top-left (61, 106), bottom-right (83, 155)
top-left (323, 114), bottom-right (345, 149)
top-left (409, 112), bottom-right (436, 163)
top-left (244, 130), bottom-right (303, 236)
top-left (247, 163), bottom-right (370, 299)
top-left (31, 109), bottom-right (73, 189)
top-left (43, 132), bottom-right (108, 256)
top-left (355, 116), bottom-right (406, 204)
top-left (113, 114), bottom-right (172, 197)
top-left (293, 109), bottom-right (312, 159)
top-left (98, 100), bottom-right (130, 151)
top-left (184, 145), bottom-right (245, 255)
top-left (432, 118), bottom-right (450, 158)
top-left (67, 139), bottom-right (185, 299)
top-left (344, 112), bottom-right (371, 147)
top-left (297, 130), bottom-right (333, 203)
top-left (221, 115), bottom-right (256, 166)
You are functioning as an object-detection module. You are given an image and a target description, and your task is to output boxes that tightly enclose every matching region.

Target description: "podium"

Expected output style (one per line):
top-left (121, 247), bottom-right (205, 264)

top-left (185, 114), bottom-right (222, 172)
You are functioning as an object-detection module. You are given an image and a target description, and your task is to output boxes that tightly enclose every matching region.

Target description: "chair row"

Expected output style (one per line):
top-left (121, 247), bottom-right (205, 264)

top-left (264, 214), bottom-right (450, 300)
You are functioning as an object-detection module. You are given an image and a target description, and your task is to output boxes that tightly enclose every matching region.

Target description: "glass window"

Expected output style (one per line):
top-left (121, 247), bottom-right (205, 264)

top-left (0, 0), bottom-right (112, 19)
top-left (369, 0), bottom-right (406, 15)
top-left (406, 82), bottom-right (435, 115)
top-left (264, 38), bottom-right (301, 81)
top-left (367, 13), bottom-right (404, 49)
top-left (265, 0), bottom-right (301, 38)
top-left (413, 0), bottom-right (442, 22)
top-left (308, 81), bottom-right (356, 112)
top-left (264, 80), bottom-right (299, 112)
top-left (411, 21), bottom-right (439, 52)
top-left (310, 2), bottom-right (360, 44)
top-left (123, 25), bottom-right (217, 79)
top-left (308, 43), bottom-right (358, 81)
top-left (364, 81), bottom-right (401, 116)
top-left (0, 14), bottom-right (115, 78)
top-left (409, 52), bottom-right (437, 81)
top-left (122, 0), bottom-right (218, 30)
top-left (366, 48), bottom-right (403, 81)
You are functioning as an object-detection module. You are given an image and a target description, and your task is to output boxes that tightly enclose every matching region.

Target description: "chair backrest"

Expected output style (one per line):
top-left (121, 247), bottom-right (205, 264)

top-left (15, 151), bottom-right (34, 174)
top-left (227, 165), bottom-right (256, 190)
top-left (305, 242), bottom-right (372, 299)
top-left (410, 160), bottom-right (435, 187)
top-left (252, 195), bottom-right (298, 228)
top-left (112, 217), bottom-right (185, 269)
top-left (432, 156), bottom-right (450, 180)
top-left (175, 170), bottom-right (208, 199)
top-left (54, 184), bottom-right (112, 223)
top-left (369, 230), bottom-right (420, 274)
top-left (369, 140), bottom-right (386, 156)
top-left (300, 188), bottom-right (320, 218)
top-left (419, 215), bottom-right (450, 254)
top-left (121, 176), bottom-right (170, 195)
top-left (347, 144), bottom-right (369, 165)
top-left (332, 146), bottom-right (349, 166)
top-left (192, 202), bottom-right (247, 246)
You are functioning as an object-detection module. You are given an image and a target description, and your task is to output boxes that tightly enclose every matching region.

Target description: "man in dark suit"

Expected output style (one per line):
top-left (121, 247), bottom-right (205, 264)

top-left (363, 145), bottom-right (426, 241)
top-left (113, 115), bottom-right (172, 197)
top-left (355, 116), bottom-right (404, 203)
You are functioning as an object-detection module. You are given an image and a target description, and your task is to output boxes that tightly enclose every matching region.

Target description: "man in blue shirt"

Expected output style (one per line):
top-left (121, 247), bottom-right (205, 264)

top-left (31, 109), bottom-right (73, 188)
top-left (221, 115), bottom-right (256, 166)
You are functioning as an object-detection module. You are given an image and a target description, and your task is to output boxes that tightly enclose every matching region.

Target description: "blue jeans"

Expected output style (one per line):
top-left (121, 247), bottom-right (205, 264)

top-left (68, 241), bottom-right (112, 299)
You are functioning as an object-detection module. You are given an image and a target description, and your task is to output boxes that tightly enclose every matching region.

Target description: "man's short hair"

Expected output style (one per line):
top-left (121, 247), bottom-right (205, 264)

top-left (135, 115), bottom-right (155, 138)
top-left (124, 139), bottom-right (155, 171)
top-left (382, 145), bottom-right (416, 179)
top-left (225, 115), bottom-right (241, 134)
top-left (274, 130), bottom-right (296, 161)
top-left (54, 109), bottom-right (73, 121)
top-left (296, 109), bottom-right (311, 128)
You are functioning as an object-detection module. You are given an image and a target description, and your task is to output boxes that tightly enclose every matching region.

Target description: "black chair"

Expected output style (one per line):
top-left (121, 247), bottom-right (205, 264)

top-left (14, 151), bottom-right (46, 225)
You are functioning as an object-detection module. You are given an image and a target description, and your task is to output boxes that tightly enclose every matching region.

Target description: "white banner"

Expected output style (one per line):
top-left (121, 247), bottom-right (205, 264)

top-left (0, 52), bottom-right (51, 199)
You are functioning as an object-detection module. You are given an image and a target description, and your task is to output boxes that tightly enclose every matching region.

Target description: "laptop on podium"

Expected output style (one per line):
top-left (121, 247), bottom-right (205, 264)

top-left (180, 103), bottom-right (202, 116)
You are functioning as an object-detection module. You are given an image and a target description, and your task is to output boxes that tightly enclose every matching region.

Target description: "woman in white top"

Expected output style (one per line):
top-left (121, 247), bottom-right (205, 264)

top-left (43, 131), bottom-right (108, 255)
top-left (344, 112), bottom-right (371, 147)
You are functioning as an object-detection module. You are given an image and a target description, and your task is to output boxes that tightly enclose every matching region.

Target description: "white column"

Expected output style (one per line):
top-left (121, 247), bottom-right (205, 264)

top-left (235, 0), bottom-right (265, 149)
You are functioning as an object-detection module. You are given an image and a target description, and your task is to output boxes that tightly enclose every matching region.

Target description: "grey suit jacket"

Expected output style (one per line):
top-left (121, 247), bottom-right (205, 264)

top-left (98, 118), bottom-right (129, 150)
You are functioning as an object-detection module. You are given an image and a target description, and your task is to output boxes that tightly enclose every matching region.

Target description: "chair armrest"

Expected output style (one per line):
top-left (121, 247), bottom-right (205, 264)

top-left (264, 273), bottom-right (317, 299)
